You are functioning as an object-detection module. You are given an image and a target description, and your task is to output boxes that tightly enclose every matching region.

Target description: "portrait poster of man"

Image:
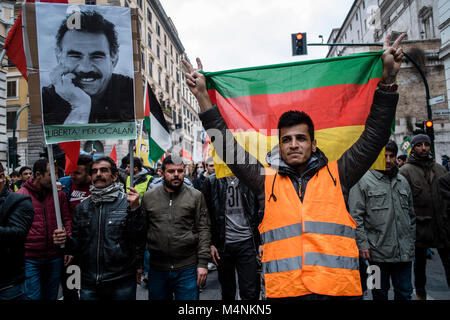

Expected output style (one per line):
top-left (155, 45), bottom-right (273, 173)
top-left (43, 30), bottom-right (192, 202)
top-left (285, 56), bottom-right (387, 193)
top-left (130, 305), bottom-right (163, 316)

top-left (34, 3), bottom-right (138, 143)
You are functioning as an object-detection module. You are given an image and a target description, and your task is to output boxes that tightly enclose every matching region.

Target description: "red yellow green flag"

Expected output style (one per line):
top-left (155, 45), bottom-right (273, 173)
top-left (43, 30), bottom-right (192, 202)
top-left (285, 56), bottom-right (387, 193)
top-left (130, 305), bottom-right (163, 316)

top-left (204, 51), bottom-right (385, 178)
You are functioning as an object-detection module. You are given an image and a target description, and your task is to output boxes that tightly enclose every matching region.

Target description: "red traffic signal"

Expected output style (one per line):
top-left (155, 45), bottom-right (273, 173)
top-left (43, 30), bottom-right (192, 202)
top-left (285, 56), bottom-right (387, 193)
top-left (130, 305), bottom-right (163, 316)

top-left (425, 120), bottom-right (433, 128)
top-left (291, 32), bottom-right (307, 56)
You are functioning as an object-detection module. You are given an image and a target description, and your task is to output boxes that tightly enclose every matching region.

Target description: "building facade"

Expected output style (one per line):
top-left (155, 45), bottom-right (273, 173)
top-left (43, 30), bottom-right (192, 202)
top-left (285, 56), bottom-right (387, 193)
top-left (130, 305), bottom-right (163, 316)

top-left (327, 0), bottom-right (449, 160)
top-left (438, 0), bottom-right (449, 109)
top-left (1, 0), bottom-right (18, 172)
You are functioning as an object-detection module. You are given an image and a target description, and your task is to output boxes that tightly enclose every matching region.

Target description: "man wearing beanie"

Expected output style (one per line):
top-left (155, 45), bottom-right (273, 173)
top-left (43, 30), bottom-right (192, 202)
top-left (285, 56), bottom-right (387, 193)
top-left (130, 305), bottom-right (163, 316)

top-left (399, 134), bottom-right (450, 300)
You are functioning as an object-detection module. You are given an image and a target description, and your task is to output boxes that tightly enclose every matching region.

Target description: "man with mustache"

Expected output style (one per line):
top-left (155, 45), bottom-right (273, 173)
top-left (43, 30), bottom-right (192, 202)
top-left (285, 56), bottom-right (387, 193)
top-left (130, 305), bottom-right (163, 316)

top-left (42, 11), bottom-right (134, 125)
top-left (53, 157), bottom-right (146, 300)
top-left (142, 156), bottom-right (211, 300)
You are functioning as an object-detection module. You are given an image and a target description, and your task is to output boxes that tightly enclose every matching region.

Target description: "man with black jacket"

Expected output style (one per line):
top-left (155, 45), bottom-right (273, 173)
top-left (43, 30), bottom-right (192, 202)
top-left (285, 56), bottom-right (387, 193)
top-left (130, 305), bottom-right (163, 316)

top-left (53, 156), bottom-right (146, 300)
top-left (183, 33), bottom-right (405, 299)
top-left (0, 162), bottom-right (34, 300)
top-left (203, 174), bottom-right (262, 300)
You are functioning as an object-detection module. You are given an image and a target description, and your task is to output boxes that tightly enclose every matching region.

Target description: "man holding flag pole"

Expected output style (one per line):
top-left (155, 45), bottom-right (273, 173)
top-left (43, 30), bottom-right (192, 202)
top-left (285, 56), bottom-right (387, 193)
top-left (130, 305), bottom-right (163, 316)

top-left (183, 33), bottom-right (406, 300)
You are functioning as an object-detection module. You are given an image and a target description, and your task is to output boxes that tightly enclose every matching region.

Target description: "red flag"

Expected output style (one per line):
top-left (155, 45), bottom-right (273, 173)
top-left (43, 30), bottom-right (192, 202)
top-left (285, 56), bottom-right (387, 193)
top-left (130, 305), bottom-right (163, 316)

top-left (3, 0), bottom-right (68, 79)
top-left (109, 145), bottom-right (117, 164)
top-left (58, 141), bottom-right (80, 175)
top-left (181, 148), bottom-right (192, 161)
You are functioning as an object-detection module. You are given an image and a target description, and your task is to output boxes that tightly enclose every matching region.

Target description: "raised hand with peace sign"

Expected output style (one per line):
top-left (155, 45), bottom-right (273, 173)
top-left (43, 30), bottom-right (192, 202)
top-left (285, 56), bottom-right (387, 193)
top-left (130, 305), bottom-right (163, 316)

top-left (182, 58), bottom-right (213, 112)
top-left (380, 33), bottom-right (406, 85)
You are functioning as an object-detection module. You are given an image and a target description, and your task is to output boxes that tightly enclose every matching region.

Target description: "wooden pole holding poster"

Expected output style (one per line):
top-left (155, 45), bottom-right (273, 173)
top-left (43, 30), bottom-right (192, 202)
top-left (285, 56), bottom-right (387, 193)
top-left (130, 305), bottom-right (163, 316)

top-left (138, 76), bottom-right (148, 159)
top-left (47, 144), bottom-right (64, 248)
top-left (129, 140), bottom-right (134, 188)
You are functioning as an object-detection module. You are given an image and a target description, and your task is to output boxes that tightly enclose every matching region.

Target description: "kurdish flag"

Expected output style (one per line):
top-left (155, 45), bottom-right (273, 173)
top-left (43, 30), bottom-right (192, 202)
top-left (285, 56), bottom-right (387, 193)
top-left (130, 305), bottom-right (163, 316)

top-left (204, 51), bottom-right (385, 178)
top-left (144, 83), bottom-right (172, 162)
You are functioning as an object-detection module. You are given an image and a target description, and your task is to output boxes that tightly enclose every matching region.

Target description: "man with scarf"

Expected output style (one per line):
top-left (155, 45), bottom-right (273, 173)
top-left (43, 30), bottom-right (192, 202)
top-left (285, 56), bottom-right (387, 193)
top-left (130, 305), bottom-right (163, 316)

top-left (53, 156), bottom-right (146, 300)
top-left (399, 134), bottom-right (450, 300)
top-left (349, 140), bottom-right (415, 300)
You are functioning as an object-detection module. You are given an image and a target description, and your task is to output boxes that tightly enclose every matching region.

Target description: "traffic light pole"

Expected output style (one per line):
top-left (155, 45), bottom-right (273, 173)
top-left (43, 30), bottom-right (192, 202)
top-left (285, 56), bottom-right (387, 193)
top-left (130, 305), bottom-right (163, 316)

top-left (12, 104), bottom-right (30, 170)
top-left (309, 42), bottom-right (435, 155)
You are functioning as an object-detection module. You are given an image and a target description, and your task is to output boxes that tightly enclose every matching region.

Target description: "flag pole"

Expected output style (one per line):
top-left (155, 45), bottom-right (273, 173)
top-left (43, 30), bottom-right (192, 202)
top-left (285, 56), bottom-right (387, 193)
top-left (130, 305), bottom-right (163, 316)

top-left (138, 76), bottom-right (148, 159)
top-left (137, 121), bottom-right (144, 158)
top-left (129, 140), bottom-right (134, 188)
top-left (47, 144), bottom-right (64, 248)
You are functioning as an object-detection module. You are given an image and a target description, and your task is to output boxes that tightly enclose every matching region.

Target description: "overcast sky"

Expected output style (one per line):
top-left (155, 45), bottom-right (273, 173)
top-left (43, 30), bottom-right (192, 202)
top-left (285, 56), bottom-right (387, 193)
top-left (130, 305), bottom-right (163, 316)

top-left (160, 0), bottom-right (355, 72)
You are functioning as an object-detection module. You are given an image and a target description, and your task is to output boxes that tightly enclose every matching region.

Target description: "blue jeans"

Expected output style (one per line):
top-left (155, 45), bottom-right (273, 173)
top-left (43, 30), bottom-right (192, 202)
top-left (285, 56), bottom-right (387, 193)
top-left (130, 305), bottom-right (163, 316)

top-left (143, 246), bottom-right (150, 275)
top-left (0, 282), bottom-right (25, 300)
top-left (24, 257), bottom-right (63, 300)
top-left (80, 276), bottom-right (136, 300)
top-left (370, 261), bottom-right (413, 300)
top-left (148, 265), bottom-right (199, 300)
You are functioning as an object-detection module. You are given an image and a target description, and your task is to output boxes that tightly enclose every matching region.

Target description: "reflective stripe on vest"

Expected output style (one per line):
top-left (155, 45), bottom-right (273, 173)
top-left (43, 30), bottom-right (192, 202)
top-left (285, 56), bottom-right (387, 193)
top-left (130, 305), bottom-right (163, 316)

top-left (263, 256), bottom-right (302, 274)
top-left (304, 252), bottom-right (359, 270)
top-left (261, 221), bottom-right (355, 245)
top-left (304, 221), bottom-right (356, 239)
top-left (261, 223), bottom-right (302, 244)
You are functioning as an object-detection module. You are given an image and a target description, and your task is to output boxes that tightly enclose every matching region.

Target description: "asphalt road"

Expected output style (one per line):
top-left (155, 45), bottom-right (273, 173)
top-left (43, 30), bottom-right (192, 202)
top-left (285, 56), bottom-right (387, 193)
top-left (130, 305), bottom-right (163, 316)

top-left (136, 250), bottom-right (450, 300)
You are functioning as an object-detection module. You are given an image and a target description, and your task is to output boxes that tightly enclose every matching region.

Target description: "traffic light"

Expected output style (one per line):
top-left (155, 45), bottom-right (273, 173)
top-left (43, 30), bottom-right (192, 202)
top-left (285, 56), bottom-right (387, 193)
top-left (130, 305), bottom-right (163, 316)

top-left (292, 32), bottom-right (307, 56)
top-left (425, 120), bottom-right (434, 141)
top-left (413, 121), bottom-right (425, 135)
top-left (16, 153), bottom-right (21, 167)
top-left (8, 137), bottom-right (17, 169)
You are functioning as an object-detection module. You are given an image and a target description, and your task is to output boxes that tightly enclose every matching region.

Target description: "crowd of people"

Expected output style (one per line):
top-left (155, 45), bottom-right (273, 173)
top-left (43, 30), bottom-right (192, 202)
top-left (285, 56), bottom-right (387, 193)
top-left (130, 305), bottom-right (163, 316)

top-left (1, 33), bottom-right (450, 301)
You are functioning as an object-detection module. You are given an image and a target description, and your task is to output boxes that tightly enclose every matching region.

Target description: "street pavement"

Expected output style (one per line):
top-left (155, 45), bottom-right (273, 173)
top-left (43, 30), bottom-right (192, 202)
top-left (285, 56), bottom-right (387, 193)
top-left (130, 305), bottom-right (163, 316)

top-left (136, 250), bottom-right (450, 300)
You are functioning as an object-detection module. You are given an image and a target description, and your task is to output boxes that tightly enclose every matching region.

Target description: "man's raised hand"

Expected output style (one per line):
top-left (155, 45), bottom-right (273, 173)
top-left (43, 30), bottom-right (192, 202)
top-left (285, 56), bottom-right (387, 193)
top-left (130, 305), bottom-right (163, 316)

top-left (182, 58), bottom-right (213, 112)
top-left (126, 187), bottom-right (140, 210)
top-left (381, 33), bottom-right (406, 84)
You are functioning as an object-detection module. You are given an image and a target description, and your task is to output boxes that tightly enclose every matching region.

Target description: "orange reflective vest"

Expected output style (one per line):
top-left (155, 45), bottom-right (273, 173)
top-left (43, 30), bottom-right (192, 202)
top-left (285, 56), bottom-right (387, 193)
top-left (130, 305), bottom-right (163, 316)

top-left (259, 162), bottom-right (362, 298)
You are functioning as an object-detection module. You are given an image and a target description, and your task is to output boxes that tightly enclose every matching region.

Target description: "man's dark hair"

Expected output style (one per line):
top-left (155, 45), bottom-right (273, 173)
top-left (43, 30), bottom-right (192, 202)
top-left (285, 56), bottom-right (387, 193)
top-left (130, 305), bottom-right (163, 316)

top-left (19, 166), bottom-right (32, 176)
top-left (125, 157), bottom-right (142, 171)
top-left (77, 155), bottom-right (93, 175)
top-left (33, 159), bottom-right (49, 178)
top-left (10, 170), bottom-right (19, 177)
top-left (278, 110), bottom-right (315, 141)
top-left (91, 156), bottom-right (118, 175)
top-left (397, 154), bottom-right (407, 161)
top-left (77, 154), bottom-right (93, 167)
top-left (385, 140), bottom-right (398, 156)
top-left (0, 163), bottom-right (4, 173)
top-left (56, 11), bottom-right (119, 57)
top-left (162, 155), bottom-right (185, 171)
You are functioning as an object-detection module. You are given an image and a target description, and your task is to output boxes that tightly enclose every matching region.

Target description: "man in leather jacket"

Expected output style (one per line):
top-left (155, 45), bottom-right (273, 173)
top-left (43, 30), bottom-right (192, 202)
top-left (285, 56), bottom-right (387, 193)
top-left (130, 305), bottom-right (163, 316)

top-left (182, 33), bottom-right (405, 300)
top-left (0, 162), bottom-right (34, 300)
top-left (53, 157), bottom-right (146, 300)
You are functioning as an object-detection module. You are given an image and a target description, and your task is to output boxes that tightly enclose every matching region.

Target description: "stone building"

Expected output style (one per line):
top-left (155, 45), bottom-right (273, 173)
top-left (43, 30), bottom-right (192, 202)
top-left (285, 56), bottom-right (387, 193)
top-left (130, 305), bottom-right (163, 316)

top-left (326, 0), bottom-right (449, 160)
top-left (438, 0), bottom-right (449, 108)
top-left (1, 0), bottom-right (17, 172)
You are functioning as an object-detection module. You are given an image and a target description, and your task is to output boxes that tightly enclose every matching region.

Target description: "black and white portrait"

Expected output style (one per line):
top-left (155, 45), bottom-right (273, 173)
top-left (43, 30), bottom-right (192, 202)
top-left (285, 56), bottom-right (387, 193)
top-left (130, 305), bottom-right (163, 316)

top-left (37, 3), bottom-right (135, 125)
